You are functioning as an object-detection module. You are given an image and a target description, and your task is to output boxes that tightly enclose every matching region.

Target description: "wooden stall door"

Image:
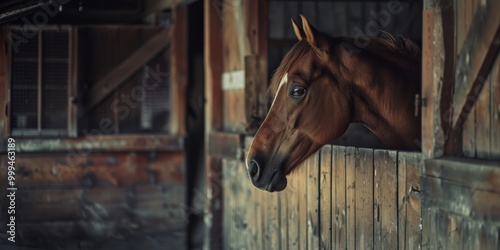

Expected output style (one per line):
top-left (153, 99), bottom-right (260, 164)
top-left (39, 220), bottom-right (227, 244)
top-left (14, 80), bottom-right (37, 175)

top-left (421, 0), bottom-right (500, 248)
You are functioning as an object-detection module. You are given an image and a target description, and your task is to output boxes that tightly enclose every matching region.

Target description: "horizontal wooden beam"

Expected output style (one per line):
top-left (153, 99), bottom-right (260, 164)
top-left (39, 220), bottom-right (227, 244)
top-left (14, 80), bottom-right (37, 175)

top-left (0, 135), bottom-right (184, 153)
top-left (424, 157), bottom-right (500, 193)
top-left (8, 152), bottom-right (184, 188)
top-left (84, 28), bottom-right (170, 115)
top-left (423, 157), bottom-right (500, 221)
top-left (208, 132), bottom-right (244, 160)
top-left (452, 0), bottom-right (500, 127)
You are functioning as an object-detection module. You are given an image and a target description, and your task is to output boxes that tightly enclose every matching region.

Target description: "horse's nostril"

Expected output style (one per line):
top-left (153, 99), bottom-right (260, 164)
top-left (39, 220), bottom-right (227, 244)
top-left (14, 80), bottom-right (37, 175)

top-left (249, 159), bottom-right (260, 180)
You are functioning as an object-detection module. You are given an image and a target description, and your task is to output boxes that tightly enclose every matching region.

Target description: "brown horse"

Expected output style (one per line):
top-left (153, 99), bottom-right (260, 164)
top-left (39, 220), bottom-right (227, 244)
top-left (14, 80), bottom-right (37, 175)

top-left (246, 15), bottom-right (421, 192)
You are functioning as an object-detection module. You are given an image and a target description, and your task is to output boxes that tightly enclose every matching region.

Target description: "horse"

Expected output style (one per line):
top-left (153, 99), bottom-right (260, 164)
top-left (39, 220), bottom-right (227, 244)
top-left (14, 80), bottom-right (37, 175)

top-left (245, 15), bottom-right (421, 192)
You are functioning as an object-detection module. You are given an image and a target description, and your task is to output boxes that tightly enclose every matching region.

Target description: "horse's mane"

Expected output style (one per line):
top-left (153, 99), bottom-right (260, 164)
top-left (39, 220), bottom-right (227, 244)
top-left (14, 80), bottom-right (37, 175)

top-left (268, 33), bottom-right (421, 99)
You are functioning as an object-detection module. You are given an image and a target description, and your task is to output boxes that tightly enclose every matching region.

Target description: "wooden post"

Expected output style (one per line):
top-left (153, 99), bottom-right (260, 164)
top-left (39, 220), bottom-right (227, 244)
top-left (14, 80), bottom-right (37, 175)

top-left (171, 5), bottom-right (188, 136)
top-left (204, 0), bottom-right (223, 248)
top-left (421, 0), bottom-right (455, 159)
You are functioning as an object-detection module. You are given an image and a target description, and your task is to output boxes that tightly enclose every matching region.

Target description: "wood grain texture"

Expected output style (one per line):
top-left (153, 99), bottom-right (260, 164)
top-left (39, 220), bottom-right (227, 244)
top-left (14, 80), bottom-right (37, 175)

top-left (307, 151), bottom-right (319, 250)
top-left (14, 152), bottom-right (184, 187)
top-left (355, 148), bottom-right (374, 250)
top-left (398, 152), bottom-right (422, 250)
top-left (319, 146), bottom-right (332, 250)
top-left (374, 150), bottom-right (398, 249)
top-left (345, 147), bottom-right (356, 250)
top-left (332, 146), bottom-right (347, 249)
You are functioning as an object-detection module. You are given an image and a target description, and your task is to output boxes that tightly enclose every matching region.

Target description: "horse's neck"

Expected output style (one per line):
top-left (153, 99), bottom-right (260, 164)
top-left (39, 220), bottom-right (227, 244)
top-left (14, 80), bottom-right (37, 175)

top-left (341, 47), bottom-right (421, 150)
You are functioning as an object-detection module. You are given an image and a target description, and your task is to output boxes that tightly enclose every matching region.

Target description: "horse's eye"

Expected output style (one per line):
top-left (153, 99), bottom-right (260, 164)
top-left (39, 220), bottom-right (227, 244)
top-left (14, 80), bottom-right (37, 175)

top-left (289, 85), bottom-right (306, 98)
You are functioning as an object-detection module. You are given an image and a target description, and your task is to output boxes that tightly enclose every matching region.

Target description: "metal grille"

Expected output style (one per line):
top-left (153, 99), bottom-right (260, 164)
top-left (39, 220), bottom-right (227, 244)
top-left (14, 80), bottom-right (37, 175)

top-left (10, 29), bottom-right (70, 135)
top-left (42, 30), bottom-right (69, 130)
top-left (11, 31), bottom-right (39, 130)
top-left (117, 51), bottom-right (171, 134)
top-left (89, 49), bottom-right (171, 134)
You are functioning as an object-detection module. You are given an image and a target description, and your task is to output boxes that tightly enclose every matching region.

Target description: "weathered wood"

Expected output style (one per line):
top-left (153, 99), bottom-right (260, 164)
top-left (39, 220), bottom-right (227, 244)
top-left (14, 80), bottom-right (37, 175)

top-left (244, 55), bottom-right (260, 133)
top-left (398, 152), bottom-right (422, 250)
top-left (453, 0), bottom-right (500, 127)
top-left (85, 29), bottom-right (170, 113)
top-left (18, 220), bottom-right (185, 250)
top-left (447, 214), bottom-right (463, 250)
top-left (475, 72), bottom-right (492, 159)
top-left (307, 151), bottom-right (319, 250)
top-left (68, 27), bottom-right (78, 137)
top-left (203, 3), bottom-right (224, 248)
top-left (208, 132), bottom-right (243, 160)
top-left (287, 170), bottom-right (300, 250)
top-left (170, 5), bottom-right (188, 135)
top-left (223, 89), bottom-right (246, 132)
top-left (424, 157), bottom-right (500, 193)
top-left (490, 56), bottom-right (500, 160)
top-left (245, 0), bottom-right (268, 127)
top-left (0, 135), bottom-right (184, 153)
top-left (319, 146), bottom-right (332, 250)
top-left (422, 1), bottom-right (446, 159)
top-left (374, 150), bottom-right (398, 249)
top-left (298, 160), bottom-right (308, 250)
top-left (14, 152), bottom-right (184, 187)
top-left (355, 148), bottom-right (374, 250)
top-left (423, 175), bottom-right (500, 221)
top-left (279, 192), bottom-right (288, 250)
top-left (345, 147), bottom-right (356, 250)
top-left (462, 105), bottom-right (476, 157)
top-left (332, 146), bottom-right (347, 249)
top-left (17, 184), bottom-right (184, 222)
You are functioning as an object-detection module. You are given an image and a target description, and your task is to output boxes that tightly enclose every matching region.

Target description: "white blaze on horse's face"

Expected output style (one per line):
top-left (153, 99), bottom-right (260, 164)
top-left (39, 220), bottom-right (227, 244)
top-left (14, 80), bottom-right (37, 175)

top-left (271, 73), bottom-right (288, 109)
top-left (245, 73), bottom-right (288, 171)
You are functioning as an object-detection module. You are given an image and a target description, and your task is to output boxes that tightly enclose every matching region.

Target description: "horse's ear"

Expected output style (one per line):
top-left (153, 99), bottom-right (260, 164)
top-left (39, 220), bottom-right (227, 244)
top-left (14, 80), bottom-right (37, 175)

top-left (300, 14), bottom-right (328, 51)
top-left (291, 18), bottom-right (305, 41)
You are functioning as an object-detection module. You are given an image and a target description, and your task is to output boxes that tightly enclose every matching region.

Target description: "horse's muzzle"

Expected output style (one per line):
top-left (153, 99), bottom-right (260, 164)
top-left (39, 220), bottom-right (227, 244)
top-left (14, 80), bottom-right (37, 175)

top-left (247, 159), bottom-right (287, 192)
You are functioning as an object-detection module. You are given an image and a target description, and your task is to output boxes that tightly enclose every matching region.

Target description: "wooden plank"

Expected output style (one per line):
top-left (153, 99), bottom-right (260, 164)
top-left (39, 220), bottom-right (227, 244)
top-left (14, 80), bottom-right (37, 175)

top-left (245, 0), bottom-right (268, 123)
top-left (447, 214), bottom-right (463, 250)
top-left (204, 1), bottom-right (224, 248)
top-left (14, 152), bottom-right (184, 187)
top-left (462, 104), bottom-right (476, 157)
top-left (298, 160), bottom-right (308, 250)
top-left (223, 89), bottom-right (246, 132)
top-left (421, 206), bottom-right (431, 250)
top-left (424, 157), bottom-right (500, 193)
top-left (208, 132), bottom-right (243, 160)
top-left (18, 219), bottom-right (185, 250)
top-left (17, 184), bottom-right (184, 222)
top-left (279, 192), bottom-right (288, 250)
top-left (452, 0), bottom-right (500, 127)
top-left (244, 55), bottom-right (260, 133)
top-left (85, 29), bottom-right (170, 113)
top-left (475, 71), bottom-right (492, 159)
top-left (490, 56), bottom-right (500, 160)
top-left (307, 151), bottom-right (319, 250)
top-left (171, 5), bottom-right (188, 135)
top-left (355, 148), bottom-right (374, 250)
top-left (332, 146), bottom-right (347, 249)
top-left (319, 145), bottom-right (332, 250)
top-left (345, 147), bottom-right (356, 250)
top-left (423, 176), bottom-right (500, 221)
top-left (0, 135), bottom-right (184, 153)
top-left (421, 1), bottom-right (446, 159)
top-left (374, 150), bottom-right (398, 249)
top-left (287, 169), bottom-right (300, 250)
top-left (67, 27), bottom-right (78, 137)
top-left (398, 152), bottom-right (422, 250)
